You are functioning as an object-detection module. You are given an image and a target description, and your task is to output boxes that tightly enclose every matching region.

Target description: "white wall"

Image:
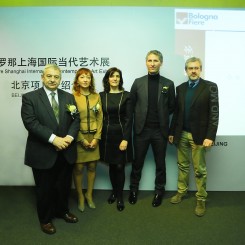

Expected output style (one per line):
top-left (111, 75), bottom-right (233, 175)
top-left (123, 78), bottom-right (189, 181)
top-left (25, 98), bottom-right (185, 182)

top-left (0, 7), bottom-right (244, 191)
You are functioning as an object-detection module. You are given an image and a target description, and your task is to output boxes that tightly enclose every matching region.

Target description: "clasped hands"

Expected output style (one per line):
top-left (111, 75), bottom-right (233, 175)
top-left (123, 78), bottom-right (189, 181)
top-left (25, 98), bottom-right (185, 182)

top-left (53, 136), bottom-right (73, 151)
top-left (81, 138), bottom-right (98, 149)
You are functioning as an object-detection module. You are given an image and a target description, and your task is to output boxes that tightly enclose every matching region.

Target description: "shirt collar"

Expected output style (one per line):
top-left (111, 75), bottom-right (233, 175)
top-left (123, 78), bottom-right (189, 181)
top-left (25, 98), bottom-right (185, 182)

top-left (43, 86), bottom-right (58, 96)
top-left (188, 79), bottom-right (200, 88)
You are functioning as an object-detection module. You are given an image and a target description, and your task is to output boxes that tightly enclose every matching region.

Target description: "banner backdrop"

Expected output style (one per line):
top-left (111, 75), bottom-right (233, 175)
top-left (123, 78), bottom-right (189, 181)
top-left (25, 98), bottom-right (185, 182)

top-left (0, 7), bottom-right (245, 190)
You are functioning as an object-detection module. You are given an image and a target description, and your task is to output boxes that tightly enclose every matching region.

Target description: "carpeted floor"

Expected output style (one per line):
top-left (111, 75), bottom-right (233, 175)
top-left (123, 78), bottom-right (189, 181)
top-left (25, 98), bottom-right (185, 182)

top-left (0, 187), bottom-right (244, 245)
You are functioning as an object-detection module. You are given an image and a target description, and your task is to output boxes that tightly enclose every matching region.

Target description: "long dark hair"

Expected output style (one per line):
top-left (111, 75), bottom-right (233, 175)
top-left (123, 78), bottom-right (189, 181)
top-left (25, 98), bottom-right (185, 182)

top-left (102, 67), bottom-right (124, 93)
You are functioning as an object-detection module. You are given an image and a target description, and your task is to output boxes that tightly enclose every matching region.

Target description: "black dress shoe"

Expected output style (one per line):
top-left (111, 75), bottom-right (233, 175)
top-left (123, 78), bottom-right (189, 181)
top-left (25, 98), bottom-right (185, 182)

top-left (40, 222), bottom-right (56, 235)
top-left (117, 200), bottom-right (125, 211)
top-left (128, 191), bottom-right (137, 204)
top-left (108, 193), bottom-right (117, 204)
top-left (152, 194), bottom-right (163, 207)
top-left (62, 212), bottom-right (78, 223)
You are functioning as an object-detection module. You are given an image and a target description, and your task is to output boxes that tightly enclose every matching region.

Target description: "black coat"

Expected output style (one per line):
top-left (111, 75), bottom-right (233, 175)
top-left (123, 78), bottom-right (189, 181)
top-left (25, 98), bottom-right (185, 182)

top-left (169, 78), bottom-right (219, 145)
top-left (21, 87), bottom-right (80, 169)
top-left (130, 75), bottom-right (175, 138)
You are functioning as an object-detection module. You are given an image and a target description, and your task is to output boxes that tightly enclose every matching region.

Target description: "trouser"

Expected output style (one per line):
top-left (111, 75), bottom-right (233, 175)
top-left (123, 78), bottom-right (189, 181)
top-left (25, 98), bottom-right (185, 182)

top-left (32, 154), bottom-right (74, 224)
top-left (130, 127), bottom-right (167, 195)
top-left (177, 131), bottom-right (207, 201)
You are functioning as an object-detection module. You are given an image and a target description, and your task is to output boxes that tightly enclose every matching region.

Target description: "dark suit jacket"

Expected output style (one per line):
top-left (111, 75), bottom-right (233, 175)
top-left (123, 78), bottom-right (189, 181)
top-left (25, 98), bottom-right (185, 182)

top-left (21, 87), bottom-right (80, 169)
top-left (169, 78), bottom-right (219, 145)
top-left (130, 75), bottom-right (175, 138)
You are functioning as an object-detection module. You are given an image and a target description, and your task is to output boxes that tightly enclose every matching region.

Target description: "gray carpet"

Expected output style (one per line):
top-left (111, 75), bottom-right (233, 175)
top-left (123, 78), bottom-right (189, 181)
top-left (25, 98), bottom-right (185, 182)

top-left (0, 187), bottom-right (244, 245)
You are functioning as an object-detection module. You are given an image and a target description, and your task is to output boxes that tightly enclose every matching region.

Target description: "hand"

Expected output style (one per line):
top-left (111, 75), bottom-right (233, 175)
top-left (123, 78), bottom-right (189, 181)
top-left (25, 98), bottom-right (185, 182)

top-left (81, 139), bottom-right (90, 148)
top-left (119, 140), bottom-right (128, 151)
top-left (89, 139), bottom-right (98, 149)
top-left (53, 136), bottom-right (69, 150)
top-left (64, 135), bottom-right (73, 145)
top-left (168, 135), bottom-right (174, 144)
top-left (203, 139), bottom-right (213, 147)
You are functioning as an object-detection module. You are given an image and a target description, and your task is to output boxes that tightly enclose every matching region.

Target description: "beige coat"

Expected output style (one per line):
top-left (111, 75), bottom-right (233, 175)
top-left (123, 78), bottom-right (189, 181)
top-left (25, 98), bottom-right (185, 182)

top-left (74, 92), bottom-right (103, 142)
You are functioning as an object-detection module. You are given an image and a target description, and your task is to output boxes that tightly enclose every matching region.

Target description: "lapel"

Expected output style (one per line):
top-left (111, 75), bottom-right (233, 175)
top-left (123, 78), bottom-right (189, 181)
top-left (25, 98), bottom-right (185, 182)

top-left (158, 76), bottom-right (166, 102)
top-left (143, 76), bottom-right (148, 104)
top-left (190, 79), bottom-right (206, 106)
top-left (57, 89), bottom-right (66, 124)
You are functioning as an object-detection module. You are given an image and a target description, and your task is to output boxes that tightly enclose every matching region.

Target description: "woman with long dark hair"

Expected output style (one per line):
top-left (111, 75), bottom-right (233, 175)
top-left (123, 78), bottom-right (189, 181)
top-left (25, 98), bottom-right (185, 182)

top-left (100, 67), bottom-right (133, 211)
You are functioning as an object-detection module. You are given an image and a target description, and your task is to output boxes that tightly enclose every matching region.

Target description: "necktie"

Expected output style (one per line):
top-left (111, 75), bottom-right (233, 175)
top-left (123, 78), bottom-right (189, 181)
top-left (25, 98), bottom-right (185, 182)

top-left (189, 82), bottom-right (195, 88)
top-left (51, 92), bottom-right (59, 123)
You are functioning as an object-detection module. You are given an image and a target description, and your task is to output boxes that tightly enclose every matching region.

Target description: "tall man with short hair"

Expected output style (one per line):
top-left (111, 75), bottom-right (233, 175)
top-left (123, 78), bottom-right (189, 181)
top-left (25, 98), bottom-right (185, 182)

top-left (128, 50), bottom-right (175, 207)
top-left (169, 57), bottom-right (219, 216)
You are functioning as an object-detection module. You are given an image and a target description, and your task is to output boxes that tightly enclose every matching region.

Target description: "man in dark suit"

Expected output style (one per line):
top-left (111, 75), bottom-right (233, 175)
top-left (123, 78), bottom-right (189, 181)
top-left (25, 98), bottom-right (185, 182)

top-left (169, 57), bottom-right (219, 216)
top-left (21, 64), bottom-right (80, 234)
top-left (128, 50), bottom-right (175, 207)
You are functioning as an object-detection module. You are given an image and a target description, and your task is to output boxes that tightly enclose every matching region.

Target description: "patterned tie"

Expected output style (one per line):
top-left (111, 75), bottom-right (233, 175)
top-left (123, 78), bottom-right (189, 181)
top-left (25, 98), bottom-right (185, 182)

top-left (51, 92), bottom-right (59, 123)
top-left (189, 82), bottom-right (195, 88)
